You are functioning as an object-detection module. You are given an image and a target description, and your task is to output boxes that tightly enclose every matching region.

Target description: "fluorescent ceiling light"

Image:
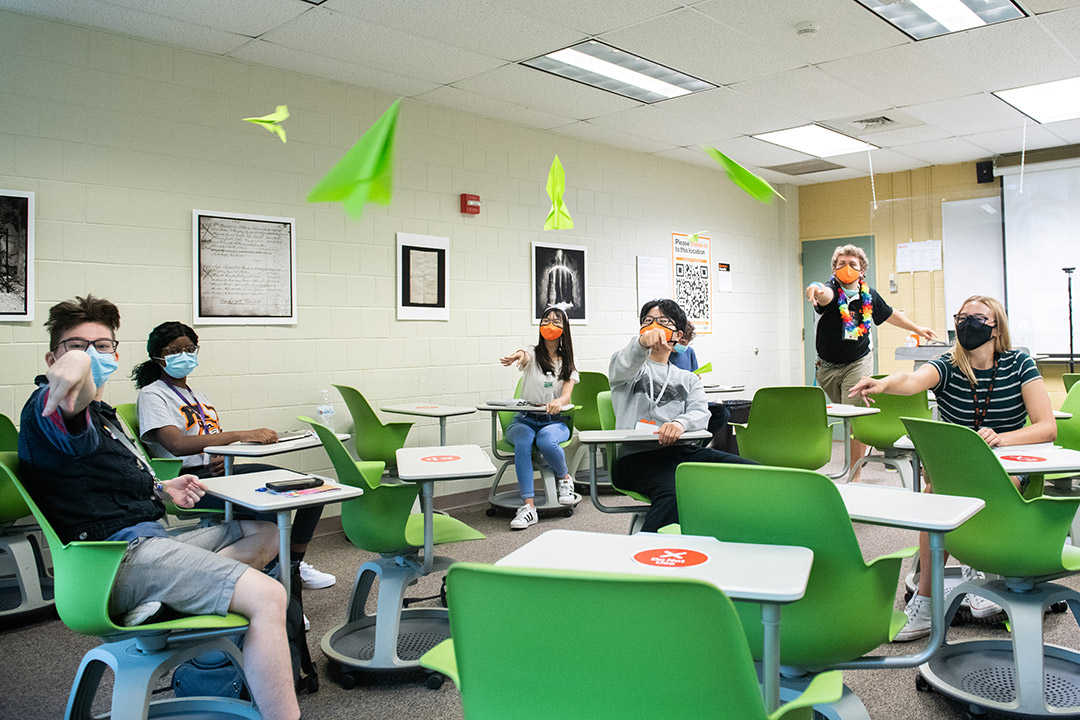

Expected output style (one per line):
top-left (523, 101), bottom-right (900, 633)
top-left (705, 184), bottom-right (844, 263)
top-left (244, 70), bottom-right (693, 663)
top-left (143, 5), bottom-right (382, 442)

top-left (522, 41), bottom-right (715, 104)
top-left (854, 0), bottom-right (1024, 40)
top-left (995, 76), bottom-right (1080, 124)
top-left (753, 125), bottom-right (877, 158)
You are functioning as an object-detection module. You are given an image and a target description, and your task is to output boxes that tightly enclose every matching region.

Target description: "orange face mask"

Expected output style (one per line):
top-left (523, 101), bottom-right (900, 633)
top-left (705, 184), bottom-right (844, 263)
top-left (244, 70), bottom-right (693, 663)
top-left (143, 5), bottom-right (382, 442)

top-left (834, 263), bottom-right (860, 285)
top-left (540, 324), bottom-right (563, 341)
top-left (639, 320), bottom-right (674, 343)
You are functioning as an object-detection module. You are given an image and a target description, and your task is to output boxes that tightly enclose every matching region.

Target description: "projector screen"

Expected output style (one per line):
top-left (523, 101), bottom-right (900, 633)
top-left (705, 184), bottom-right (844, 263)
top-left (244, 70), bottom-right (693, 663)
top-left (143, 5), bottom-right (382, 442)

top-left (1002, 164), bottom-right (1080, 356)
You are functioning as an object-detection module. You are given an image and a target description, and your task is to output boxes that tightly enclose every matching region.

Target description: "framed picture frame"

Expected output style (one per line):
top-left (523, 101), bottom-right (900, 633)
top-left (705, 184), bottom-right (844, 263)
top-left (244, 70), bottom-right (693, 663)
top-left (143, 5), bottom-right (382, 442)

top-left (532, 241), bottom-right (587, 324)
top-left (396, 233), bottom-right (449, 321)
top-left (0, 190), bottom-right (34, 321)
top-left (193, 210), bottom-right (297, 325)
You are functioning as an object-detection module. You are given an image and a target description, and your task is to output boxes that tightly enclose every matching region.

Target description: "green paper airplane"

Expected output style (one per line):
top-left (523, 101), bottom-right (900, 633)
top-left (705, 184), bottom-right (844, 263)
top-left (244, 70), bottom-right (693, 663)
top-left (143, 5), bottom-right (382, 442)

top-left (307, 99), bottom-right (401, 218)
top-left (242, 105), bottom-right (289, 143)
top-left (703, 147), bottom-right (785, 204)
top-left (544, 155), bottom-right (574, 230)
top-left (693, 362), bottom-right (713, 376)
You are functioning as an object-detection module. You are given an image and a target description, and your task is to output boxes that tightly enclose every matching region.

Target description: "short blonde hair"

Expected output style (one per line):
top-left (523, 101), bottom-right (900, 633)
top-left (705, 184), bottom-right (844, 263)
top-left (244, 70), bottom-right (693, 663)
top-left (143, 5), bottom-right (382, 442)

top-left (951, 295), bottom-right (1012, 385)
top-left (830, 244), bottom-right (869, 274)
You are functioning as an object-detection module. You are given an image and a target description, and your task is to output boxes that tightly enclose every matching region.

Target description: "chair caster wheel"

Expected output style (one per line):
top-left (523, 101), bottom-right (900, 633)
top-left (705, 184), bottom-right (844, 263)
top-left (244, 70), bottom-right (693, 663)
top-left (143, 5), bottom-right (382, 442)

top-left (904, 589), bottom-right (914, 603)
top-left (485, 507), bottom-right (497, 517)
top-left (563, 508), bottom-right (573, 518)
top-left (440, 577), bottom-right (448, 607)
top-left (915, 674), bottom-right (931, 693)
top-left (426, 672), bottom-right (444, 690)
top-left (1050, 600), bottom-right (1068, 614)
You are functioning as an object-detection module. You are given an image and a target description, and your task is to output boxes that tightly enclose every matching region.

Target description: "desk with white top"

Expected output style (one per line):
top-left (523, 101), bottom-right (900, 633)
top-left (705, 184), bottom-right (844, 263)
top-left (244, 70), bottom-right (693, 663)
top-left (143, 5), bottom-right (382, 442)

top-left (380, 403), bottom-right (476, 446)
top-left (703, 384), bottom-right (746, 395)
top-left (825, 404), bottom-right (880, 481)
top-left (203, 432), bottom-right (350, 475)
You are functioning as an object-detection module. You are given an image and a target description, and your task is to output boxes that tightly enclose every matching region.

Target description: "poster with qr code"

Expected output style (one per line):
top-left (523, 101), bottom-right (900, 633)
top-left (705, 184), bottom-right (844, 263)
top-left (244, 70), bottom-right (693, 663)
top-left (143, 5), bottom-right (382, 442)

top-left (672, 233), bottom-right (712, 334)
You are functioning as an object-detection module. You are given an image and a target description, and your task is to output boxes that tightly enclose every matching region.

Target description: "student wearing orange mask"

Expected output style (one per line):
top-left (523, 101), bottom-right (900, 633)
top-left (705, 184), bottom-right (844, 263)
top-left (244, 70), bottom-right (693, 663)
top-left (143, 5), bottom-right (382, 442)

top-left (499, 306), bottom-right (580, 530)
top-left (805, 244), bottom-right (936, 481)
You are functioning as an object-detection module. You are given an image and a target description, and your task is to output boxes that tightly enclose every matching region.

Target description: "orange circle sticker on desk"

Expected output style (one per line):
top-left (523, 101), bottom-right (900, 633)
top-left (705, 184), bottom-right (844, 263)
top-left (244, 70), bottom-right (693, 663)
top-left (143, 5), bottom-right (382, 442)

top-left (632, 548), bottom-right (709, 568)
top-left (421, 455), bottom-right (462, 463)
top-left (998, 455), bottom-right (1046, 462)
top-left (417, 405), bottom-right (438, 409)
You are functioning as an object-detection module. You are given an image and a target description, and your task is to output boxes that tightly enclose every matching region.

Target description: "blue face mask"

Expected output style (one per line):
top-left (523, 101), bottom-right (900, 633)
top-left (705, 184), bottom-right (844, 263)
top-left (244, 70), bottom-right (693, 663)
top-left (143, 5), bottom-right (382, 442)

top-left (163, 352), bottom-right (199, 379)
top-left (85, 346), bottom-right (119, 388)
top-left (673, 343), bottom-right (688, 355)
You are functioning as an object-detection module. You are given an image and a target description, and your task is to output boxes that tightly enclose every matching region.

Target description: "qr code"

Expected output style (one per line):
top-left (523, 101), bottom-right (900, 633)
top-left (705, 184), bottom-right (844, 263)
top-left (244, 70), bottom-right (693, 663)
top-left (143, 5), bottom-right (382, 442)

top-left (674, 260), bottom-right (710, 320)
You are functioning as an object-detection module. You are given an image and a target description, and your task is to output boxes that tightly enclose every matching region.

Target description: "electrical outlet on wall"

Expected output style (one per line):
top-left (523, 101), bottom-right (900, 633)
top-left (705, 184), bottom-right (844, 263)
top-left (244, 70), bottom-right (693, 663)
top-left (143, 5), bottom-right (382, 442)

top-left (889, 273), bottom-right (898, 293)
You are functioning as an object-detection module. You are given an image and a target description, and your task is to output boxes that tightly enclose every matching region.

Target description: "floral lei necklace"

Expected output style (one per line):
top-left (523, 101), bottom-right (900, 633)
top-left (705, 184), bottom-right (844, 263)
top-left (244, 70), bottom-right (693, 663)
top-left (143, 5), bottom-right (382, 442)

top-left (836, 279), bottom-right (872, 340)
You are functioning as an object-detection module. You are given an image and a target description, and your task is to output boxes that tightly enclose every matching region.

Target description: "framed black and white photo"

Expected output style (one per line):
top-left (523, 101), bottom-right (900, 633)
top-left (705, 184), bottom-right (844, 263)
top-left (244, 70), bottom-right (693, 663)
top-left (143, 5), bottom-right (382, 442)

top-left (396, 232), bottom-right (449, 321)
top-left (193, 210), bottom-right (297, 325)
top-left (532, 241), bottom-right (587, 324)
top-left (0, 190), bottom-right (34, 321)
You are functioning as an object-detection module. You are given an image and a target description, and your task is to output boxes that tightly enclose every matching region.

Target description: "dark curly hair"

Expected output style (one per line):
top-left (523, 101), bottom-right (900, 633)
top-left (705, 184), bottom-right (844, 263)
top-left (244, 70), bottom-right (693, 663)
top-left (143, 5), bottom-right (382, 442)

top-left (131, 321), bottom-right (199, 389)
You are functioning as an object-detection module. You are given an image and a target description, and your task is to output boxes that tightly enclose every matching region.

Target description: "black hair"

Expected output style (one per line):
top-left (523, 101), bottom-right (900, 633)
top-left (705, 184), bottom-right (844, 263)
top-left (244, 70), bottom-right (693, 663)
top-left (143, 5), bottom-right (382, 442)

top-left (638, 298), bottom-right (687, 333)
top-left (535, 306), bottom-right (576, 383)
top-left (131, 321), bottom-right (199, 389)
top-left (45, 295), bottom-right (120, 351)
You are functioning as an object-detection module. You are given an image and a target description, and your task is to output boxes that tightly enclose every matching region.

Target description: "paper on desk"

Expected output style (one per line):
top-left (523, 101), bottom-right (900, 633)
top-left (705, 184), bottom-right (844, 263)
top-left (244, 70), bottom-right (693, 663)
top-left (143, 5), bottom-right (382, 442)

top-left (703, 147), bottom-right (785, 204)
top-left (544, 155), bottom-right (574, 230)
top-left (242, 105), bottom-right (289, 143)
top-left (306, 98), bottom-right (400, 218)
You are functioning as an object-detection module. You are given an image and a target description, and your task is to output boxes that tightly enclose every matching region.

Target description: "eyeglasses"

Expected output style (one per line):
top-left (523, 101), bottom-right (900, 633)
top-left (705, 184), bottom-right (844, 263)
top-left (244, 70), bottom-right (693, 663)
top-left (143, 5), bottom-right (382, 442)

top-left (954, 313), bottom-right (994, 326)
top-left (160, 345), bottom-right (199, 357)
top-left (57, 337), bottom-right (119, 354)
top-left (641, 316), bottom-right (677, 330)
top-left (540, 318), bottom-right (564, 328)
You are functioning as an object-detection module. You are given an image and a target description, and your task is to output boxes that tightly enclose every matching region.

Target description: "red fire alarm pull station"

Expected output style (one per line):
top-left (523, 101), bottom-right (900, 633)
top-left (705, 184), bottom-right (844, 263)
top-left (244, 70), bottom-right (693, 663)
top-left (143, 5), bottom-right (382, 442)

top-left (460, 193), bottom-right (481, 215)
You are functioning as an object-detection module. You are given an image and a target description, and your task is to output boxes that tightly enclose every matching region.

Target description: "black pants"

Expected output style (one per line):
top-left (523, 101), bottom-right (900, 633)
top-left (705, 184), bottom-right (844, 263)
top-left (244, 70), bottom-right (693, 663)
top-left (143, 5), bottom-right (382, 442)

top-left (614, 445), bottom-right (757, 533)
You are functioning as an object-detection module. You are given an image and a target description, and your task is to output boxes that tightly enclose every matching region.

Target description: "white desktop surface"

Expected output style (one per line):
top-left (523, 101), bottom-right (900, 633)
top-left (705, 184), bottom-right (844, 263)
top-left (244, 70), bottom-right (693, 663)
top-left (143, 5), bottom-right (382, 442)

top-left (395, 444), bottom-right (496, 481)
top-left (837, 483), bottom-right (984, 532)
top-left (825, 404), bottom-right (881, 418)
top-left (703, 384), bottom-right (746, 394)
top-left (199, 468), bottom-right (362, 512)
top-left (496, 529), bottom-right (813, 604)
top-left (893, 437), bottom-right (1080, 474)
top-left (577, 429), bottom-right (712, 444)
top-left (1055, 410), bottom-right (1072, 420)
top-left (203, 432), bottom-right (350, 457)
top-left (476, 403), bottom-right (574, 413)
top-left (381, 403), bottom-right (476, 418)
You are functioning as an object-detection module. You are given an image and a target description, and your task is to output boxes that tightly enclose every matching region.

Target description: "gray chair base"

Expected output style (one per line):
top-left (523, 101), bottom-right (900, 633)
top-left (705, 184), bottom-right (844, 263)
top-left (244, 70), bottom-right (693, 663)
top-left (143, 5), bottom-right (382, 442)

top-left (0, 530), bottom-right (54, 617)
top-left (918, 577), bottom-right (1080, 717)
top-left (772, 668), bottom-right (871, 720)
top-left (322, 553), bottom-right (452, 674)
top-left (66, 631), bottom-right (257, 720)
top-left (487, 457), bottom-right (579, 517)
top-left (849, 449), bottom-right (914, 490)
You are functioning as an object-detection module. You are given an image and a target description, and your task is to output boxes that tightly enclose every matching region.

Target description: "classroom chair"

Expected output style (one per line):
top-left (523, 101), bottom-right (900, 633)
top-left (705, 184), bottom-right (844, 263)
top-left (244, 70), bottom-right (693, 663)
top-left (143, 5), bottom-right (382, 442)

top-left (1065, 373), bottom-right (1080, 393)
top-left (564, 370), bottom-right (610, 479)
top-left (300, 417), bottom-right (484, 687)
top-left (849, 376), bottom-right (932, 489)
top-left (0, 413), bottom-right (55, 618)
top-left (0, 452), bottom-right (256, 720)
top-left (905, 417), bottom-right (1080, 718)
top-left (420, 562), bottom-right (842, 720)
top-left (333, 384), bottom-right (412, 472)
top-left (585, 390), bottom-right (651, 534)
top-left (486, 378), bottom-right (579, 517)
top-left (672, 463), bottom-right (915, 718)
top-left (733, 386), bottom-right (837, 470)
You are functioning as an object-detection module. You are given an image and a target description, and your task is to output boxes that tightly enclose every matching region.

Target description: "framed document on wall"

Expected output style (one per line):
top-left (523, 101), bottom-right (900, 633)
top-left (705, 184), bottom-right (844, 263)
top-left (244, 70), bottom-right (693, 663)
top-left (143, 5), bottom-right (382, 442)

top-left (193, 210), bottom-right (297, 325)
top-left (0, 189), bottom-right (34, 321)
top-left (396, 233), bottom-right (449, 321)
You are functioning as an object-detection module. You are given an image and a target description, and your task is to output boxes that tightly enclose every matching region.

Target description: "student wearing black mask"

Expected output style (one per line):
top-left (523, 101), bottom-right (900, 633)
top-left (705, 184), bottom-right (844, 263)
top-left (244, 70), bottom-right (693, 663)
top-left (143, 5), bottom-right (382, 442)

top-left (848, 295), bottom-right (1056, 642)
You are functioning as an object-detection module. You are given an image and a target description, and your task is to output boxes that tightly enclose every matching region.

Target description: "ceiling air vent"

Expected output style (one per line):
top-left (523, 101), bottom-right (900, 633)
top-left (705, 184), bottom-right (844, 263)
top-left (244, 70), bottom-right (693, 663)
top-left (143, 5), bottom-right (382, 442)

top-left (764, 159), bottom-right (845, 176)
top-left (848, 116), bottom-right (898, 131)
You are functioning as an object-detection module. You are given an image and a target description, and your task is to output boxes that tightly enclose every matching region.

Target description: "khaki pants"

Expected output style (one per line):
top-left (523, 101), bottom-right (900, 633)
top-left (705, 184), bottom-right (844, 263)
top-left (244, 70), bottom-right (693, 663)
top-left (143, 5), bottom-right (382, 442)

top-left (815, 353), bottom-right (874, 405)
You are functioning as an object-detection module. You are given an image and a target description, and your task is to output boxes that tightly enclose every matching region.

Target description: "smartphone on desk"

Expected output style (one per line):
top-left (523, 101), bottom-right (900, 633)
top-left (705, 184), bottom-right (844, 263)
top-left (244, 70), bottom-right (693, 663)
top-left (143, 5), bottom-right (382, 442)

top-left (265, 477), bottom-right (323, 492)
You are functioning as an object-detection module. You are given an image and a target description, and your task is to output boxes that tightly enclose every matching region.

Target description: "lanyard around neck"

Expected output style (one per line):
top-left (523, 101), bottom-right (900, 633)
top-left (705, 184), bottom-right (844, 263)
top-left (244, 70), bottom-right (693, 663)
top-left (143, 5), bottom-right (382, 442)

top-left (645, 361), bottom-right (672, 407)
top-left (163, 380), bottom-right (213, 434)
top-left (970, 357), bottom-right (1000, 430)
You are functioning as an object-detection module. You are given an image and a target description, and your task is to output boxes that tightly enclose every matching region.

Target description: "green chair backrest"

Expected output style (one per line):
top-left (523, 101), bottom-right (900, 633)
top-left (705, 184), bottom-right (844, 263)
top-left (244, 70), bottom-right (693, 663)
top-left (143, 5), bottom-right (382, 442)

top-left (0, 414), bottom-right (30, 526)
top-left (0, 413), bottom-right (17, 452)
top-left (676, 463), bottom-right (906, 667)
top-left (1057, 382), bottom-right (1080, 453)
top-left (738, 386), bottom-right (833, 469)
top-left (442, 562), bottom-right (771, 720)
top-left (496, 378), bottom-right (525, 436)
top-left (904, 417), bottom-right (1078, 577)
top-left (113, 402), bottom-right (182, 482)
top-left (300, 416), bottom-right (418, 553)
top-left (850, 376), bottom-right (933, 449)
top-left (333, 384), bottom-right (413, 466)
top-left (569, 371), bottom-right (610, 432)
top-left (1064, 373), bottom-right (1080, 393)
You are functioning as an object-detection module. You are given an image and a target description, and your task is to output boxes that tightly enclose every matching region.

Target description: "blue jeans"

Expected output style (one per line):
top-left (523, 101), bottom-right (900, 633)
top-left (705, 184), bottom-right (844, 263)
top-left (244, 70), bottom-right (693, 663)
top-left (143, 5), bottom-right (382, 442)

top-left (505, 414), bottom-right (570, 500)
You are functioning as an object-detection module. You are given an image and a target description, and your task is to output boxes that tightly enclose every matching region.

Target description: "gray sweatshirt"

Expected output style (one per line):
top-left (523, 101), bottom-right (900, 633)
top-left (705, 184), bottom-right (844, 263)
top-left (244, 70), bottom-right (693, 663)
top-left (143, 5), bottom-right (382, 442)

top-left (608, 337), bottom-right (710, 456)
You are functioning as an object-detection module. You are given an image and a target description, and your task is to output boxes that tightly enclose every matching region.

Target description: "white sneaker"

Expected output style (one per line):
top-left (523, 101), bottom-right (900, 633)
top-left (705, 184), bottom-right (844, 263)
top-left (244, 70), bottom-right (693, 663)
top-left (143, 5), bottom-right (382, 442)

top-left (894, 594), bottom-right (932, 642)
top-left (960, 565), bottom-right (1003, 619)
top-left (122, 600), bottom-right (162, 627)
top-left (303, 613), bottom-right (311, 631)
top-left (557, 476), bottom-right (575, 505)
top-left (299, 560), bottom-right (336, 589)
top-left (510, 505), bottom-right (538, 530)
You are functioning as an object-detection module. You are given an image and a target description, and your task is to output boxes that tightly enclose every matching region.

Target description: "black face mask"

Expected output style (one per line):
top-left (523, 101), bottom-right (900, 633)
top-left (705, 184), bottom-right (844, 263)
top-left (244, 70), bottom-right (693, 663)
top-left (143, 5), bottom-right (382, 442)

top-left (955, 317), bottom-right (994, 351)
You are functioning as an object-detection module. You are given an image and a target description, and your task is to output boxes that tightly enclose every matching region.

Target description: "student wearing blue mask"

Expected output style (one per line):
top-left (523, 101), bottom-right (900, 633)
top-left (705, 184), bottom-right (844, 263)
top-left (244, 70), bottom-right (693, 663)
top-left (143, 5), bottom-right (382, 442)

top-left (132, 321), bottom-right (335, 591)
top-left (668, 321), bottom-right (699, 372)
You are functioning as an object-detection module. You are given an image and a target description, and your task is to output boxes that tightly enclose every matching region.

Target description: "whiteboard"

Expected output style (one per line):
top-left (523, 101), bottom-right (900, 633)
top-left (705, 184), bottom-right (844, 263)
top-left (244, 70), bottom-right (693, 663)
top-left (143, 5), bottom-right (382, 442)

top-left (942, 197), bottom-right (1004, 325)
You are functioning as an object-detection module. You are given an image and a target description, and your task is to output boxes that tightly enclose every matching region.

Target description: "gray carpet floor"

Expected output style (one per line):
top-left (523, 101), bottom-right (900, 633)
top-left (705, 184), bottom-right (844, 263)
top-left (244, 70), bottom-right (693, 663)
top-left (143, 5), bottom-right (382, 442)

top-left (3, 444), bottom-right (1080, 719)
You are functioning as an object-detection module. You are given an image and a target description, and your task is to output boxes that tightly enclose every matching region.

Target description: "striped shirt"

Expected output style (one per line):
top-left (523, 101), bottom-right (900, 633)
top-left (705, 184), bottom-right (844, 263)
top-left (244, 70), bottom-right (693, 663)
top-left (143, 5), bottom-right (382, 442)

top-left (928, 350), bottom-right (1041, 433)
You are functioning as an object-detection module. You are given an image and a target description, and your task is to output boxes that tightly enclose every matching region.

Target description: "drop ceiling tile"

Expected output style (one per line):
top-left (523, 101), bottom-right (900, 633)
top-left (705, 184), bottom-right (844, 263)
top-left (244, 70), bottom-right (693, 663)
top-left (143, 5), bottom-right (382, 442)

top-left (85, 0), bottom-right (307, 36)
top-left (730, 66), bottom-right (889, 122)
top-left (1019, 0), bottom-right (1080, 13)
top-left (453, 63), bottom-right (640, 120)
top-left (0, 0), bottom-right (251, 54)
top-left (856, 123), bottom-right (953, 147)
top-left (1043, 118), bottom-right (1080, 143)
top-left (920, 16), bottom-right (1080, 92)
top-left (659, 87), bottom-right (811, 137)
top-left (797, 167), bottom-right (867, 182)
top-left (651, 146), bottom-right (718, 169)
top-left (322, 0), bottom-right (585, 62)
top-left (903, 93), bottom-right (1029, 135)
top-left (817, 43), bottom-right (982, 108)
top-left (1037, 7), bottom-right (1080, 61)
top-left (230, 40), bottom-right (439, 97)
top-left (709, 136), bottom-right (816, 168)
top-left (965, 124), bottom-right (1066, 154)
top-left (891, 137), bottom-right (990, 164)
top-left (599, 7), bottom-right (803, 86)
top-left (549, 121), bottom-right (679, 154)
top-left (415, 86), bottom-right (574, 130)
top-left (498, 0), bottom-right (681, 35)
top-left (694, 0), bottom-right (908, 64)
top-left (829, 147), bottom-right (928, 174)
top-left (259, 7), bottom-right (505, 85)
top-left (587, 105), bottom-right (733, 148)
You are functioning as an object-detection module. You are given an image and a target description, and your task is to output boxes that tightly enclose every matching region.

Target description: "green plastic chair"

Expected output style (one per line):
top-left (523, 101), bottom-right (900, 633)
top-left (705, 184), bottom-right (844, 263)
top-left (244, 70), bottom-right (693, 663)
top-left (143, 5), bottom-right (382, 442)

top-left (421, 562), bottom-right (842, 720)
top-left (0, 413), bottom-right (55, 617)
top-left (0, 452), bottom-right (255, 720)
top-left (904, 417), bottom-right (1080, 717)
top-left (1064, 373), bottom-right (1080, 393)
top-left (733, 386), bottom-right (837, 470)
top-left (114, 402), bottom-right (183, 482)
top-left (582, 390), bottom-right (652, 533)
top-left (333, 384), bottom-right (412, 471)
top-left (849, 376), bottom-right (932, 489)
top-left (565, 371), bottom-right (610, 478)
top-left (300, 416), bottom-right (484, 681)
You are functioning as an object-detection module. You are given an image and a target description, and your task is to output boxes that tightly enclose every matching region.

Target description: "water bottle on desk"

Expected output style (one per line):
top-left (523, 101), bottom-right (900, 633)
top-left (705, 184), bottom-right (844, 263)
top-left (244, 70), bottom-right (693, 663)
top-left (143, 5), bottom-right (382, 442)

top-left (543, 373), bottom-right (555, 412)
top-left (317, 389), bottom-right (336, 432)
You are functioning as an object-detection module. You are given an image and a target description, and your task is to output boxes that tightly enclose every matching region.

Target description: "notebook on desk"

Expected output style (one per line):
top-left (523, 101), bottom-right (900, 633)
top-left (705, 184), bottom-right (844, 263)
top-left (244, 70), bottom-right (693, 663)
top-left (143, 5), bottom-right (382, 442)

top-left (237, 430), bottom-right (314, 445)
top-left (487, 399), bottom-right (531, 407)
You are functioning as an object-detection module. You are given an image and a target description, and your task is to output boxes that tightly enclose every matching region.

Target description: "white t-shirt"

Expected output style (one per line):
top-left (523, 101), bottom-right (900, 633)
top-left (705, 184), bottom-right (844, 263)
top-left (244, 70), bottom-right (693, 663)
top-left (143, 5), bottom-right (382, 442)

top-left (517, 346), bottom-right (579, 405)
top-left (137, 379), bottom-right (223, 468)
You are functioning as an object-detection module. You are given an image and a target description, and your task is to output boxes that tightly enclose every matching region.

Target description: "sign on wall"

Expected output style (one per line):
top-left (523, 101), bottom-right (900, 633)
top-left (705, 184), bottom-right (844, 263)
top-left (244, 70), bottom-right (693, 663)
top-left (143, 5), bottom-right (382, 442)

top-left (672, 232), bottom-right (712, 334)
